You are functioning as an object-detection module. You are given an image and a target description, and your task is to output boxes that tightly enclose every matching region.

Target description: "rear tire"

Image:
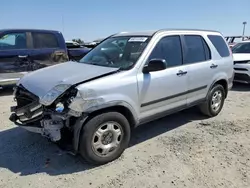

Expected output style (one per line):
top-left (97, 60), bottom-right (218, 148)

top-left (199, 84), bottom-right (225, 117)
top-left (79, 112), bottom-right (131, 165)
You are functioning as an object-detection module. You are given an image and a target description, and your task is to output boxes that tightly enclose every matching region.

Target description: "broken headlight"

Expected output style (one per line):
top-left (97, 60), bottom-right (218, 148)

top-left (56, 102), bottom-right (65, 112)
top-left (40, 84), bottom-right (71, 106)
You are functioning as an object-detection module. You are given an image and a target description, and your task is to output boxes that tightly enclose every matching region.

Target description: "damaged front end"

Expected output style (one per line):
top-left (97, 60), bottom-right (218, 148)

top-left (9, 84), bottom-right (82, 144)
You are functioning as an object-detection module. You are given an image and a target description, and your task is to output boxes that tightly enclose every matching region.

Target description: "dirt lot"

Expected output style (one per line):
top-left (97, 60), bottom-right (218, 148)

top-left (0, 84), bottom-right (250, 188)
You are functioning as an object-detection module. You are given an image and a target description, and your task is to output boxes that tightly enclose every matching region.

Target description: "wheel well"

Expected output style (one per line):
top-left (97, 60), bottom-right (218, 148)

top-left (214, 79), bottom-right (228, 98)
top-left (85, 106), bottom-right (137, 129)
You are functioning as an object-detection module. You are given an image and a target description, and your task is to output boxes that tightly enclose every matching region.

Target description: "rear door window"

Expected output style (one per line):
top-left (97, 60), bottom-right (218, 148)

top-left (208, 35), bottom-right (230, 57)
top-left (183, 35), bottom-right (211, 64)
top-left (0, 32), bottom-right (27, 50)
top-left (32, 32), bottom-right (59, 49)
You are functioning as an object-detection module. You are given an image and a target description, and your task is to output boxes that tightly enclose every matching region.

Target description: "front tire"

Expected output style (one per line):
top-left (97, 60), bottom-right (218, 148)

top-left (79, 112), bottom-right (131, 165)
top-left (199, 84), bottom-right (225, 117)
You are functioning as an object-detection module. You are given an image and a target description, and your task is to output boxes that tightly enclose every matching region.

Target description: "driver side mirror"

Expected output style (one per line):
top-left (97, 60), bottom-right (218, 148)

top-left (142, 59), bottom-right (167, 73)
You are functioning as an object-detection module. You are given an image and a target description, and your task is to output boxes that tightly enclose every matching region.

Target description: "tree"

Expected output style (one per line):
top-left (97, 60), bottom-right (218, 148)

top-left (72, 38), bottom-right (84, 44)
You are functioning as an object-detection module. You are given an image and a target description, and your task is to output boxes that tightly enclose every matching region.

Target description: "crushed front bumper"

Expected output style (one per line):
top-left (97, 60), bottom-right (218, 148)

top-left (9, 109), bottom-right (64, 142)
top-left (9, 85), bottom-right (64, 142)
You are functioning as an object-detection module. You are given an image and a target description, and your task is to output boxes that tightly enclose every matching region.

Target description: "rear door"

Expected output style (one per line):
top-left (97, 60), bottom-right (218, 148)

top-left (181, 35), bottom-right (212, 105)
top-left (0, 31), bottom-right (31, 80)
top-left (29, 31), bottom-right (68, 71)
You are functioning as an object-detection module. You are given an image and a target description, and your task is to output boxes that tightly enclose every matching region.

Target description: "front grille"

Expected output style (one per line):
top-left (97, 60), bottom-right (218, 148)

top-left (234, 61), bottom-right (249, 64)
top-left (234, 68), bottom-right (248, 71)
top-left (14, 85), bottom-right (43, 122)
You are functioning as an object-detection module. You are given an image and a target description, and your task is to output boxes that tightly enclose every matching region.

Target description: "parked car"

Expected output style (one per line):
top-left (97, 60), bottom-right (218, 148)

top-left (66, 40), bottom-right (82, 47)
top-left (84, 39), bottom-right (104, 48)
top-left (0, 29), bottom-right (90, 88)
top-left (10, 29), bottom-right (234, 165)
top-left (66, 40), bottom-right (91, 61)
top-left (232, 40), bottom-right (250, 83)
top-left (225, 35), bottom-right (250, 48)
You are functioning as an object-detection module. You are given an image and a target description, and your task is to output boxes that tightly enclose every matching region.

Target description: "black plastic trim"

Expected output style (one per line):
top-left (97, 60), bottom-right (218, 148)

top-left (141, 85), bottom-right (207, 107)
top-left (139, 98), bottom-right (206, 125)
top-left (234, 68), bottom-right (248, 71)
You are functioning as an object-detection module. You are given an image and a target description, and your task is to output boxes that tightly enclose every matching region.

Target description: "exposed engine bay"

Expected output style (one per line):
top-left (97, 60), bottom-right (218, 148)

top-left (8, 61), bottom-right (121, 155)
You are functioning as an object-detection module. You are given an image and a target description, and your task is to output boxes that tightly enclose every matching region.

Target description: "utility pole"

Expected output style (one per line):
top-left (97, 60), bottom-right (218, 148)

top-left (62, 15), bottom-right (65, 33)
top-left (242, 21), bottom-right (247, 36)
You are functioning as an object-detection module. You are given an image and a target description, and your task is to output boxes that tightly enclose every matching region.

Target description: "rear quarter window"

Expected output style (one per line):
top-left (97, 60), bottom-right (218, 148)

top-left (32, 32), bottom-right (59, 49)
top-left (207, 35), bottom-right (230, 57)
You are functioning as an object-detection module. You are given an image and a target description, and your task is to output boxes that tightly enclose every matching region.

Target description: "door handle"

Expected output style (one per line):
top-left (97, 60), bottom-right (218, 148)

top-left (18, 55), bottom-right (28, 59)
top-left (210, 64), bottom-right (218, 69)
top-left (176, 70), bottom-right (187, 76)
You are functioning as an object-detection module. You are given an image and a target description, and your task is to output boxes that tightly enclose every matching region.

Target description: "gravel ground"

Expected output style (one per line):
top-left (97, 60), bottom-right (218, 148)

top-left (0, 84), bottom-right (250, 188)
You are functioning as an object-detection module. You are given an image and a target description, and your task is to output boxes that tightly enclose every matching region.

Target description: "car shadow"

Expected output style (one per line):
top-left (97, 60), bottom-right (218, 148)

top-left (232, 82), bottom-right (250, 92)
top-left (0, 107), bottom-right (206, 176)
top-left (130, 107), bottom-right (205, 146)
top-left (0, 127), bottom-right (95, 176)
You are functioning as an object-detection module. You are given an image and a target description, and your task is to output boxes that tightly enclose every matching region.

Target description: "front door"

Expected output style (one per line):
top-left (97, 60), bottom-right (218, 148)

top-left (137, 35), bottom-right (188, 121)
top-left (0, 32), bottom-right (30, 81)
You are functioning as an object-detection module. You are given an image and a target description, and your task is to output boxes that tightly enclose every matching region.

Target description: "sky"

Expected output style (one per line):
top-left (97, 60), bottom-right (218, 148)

top-left (1, 0), bottom-right (250, 42)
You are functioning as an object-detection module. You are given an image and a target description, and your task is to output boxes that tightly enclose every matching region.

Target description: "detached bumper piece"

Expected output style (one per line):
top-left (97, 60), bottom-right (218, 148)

top-left (10, 85), bottom-right (43, 123)
top-left (10, 102), bottom-right (43, 123)
top-left (9, 101), bottom-right (45, 135)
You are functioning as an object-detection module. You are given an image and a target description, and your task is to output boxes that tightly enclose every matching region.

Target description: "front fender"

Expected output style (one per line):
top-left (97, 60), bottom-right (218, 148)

top-left (86, 100), bottom-right (138, 118)
top-left (73, 114), bottom-right (88, 152)
top-left (72, 100), bottom-right (139, 152)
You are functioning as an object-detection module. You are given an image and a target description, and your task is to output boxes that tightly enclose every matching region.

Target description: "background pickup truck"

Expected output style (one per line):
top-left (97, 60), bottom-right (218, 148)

top-left (0, 29), bottom-right (90, 88)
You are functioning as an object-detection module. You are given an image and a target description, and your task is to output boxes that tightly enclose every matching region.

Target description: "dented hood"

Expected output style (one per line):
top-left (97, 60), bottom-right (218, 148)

top-left (18, 61), bottom-right (119, 97)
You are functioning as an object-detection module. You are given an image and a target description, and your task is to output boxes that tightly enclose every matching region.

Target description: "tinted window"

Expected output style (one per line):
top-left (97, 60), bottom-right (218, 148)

top-left (148, 36), bottom-right (182, 67)
top-left (202, 38), bottom-right (211, 60)
top-left (208, 35), bottom-right (230, 57)
top-left (66, 42), bottom-right (74, 48)
top-left (32, 33), bottom-right (59, 49)
top-left (66, 42), bottom-right (81, 48)
top-left (184, 35), bottom-right (211, 64)
top-left (0, 32), bottom-right (27, 50)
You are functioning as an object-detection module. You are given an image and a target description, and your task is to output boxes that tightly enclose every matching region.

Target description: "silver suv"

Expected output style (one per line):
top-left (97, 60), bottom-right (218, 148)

top-left (10, 29), bottom-right (234, 165)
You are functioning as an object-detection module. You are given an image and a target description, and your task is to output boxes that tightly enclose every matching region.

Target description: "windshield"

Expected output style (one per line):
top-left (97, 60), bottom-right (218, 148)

top-left (232, 42), bottom-right (250, 53)
top-left (79, 36), bottom-right (151, 70)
